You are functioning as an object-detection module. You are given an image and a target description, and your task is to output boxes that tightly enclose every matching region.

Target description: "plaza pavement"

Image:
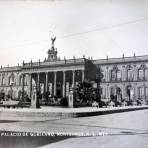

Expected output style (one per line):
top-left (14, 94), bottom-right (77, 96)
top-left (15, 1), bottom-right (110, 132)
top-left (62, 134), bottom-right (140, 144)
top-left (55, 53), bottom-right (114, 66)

top-left (0, 105), bottom-right (148, 121)
top-left (0, 109), bottom-right (148, 148)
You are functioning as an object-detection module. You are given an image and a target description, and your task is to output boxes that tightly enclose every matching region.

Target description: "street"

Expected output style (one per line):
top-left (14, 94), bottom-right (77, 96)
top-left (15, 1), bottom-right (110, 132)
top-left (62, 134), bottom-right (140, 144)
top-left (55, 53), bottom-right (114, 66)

top-left (0, 109), bottom-right (148, 148)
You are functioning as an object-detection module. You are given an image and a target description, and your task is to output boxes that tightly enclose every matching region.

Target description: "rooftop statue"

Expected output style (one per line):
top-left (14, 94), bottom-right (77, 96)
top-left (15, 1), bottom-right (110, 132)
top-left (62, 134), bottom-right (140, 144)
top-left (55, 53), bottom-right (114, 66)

top-left (51, 37), bottom-right (56, 47)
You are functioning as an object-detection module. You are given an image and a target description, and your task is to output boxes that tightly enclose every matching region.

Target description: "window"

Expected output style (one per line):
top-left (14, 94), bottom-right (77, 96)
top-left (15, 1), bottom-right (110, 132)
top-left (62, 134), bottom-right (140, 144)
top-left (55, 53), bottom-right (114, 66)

top-left (100, 88), bottom-right (103, 96)
top-left (145, 69), bottom-right (147, 80)
top-left (139, 87), bottom-right (144, 98)
top-left (19, 76), bottom-right (22, 86)
top-left (145, 87), bottom-right (148, 97)
top-left (101, 71), bottom-right (105, 81)
top-left (116, 87), bottom-right (121, 95)
top-left (138, 69), bottom-right (144, 80)
top-left (111, 70), bottom-right (116, 81)
top-left (127, 69), bottom-right (133, 80)
top-left (1, 77), bottom-right (6, 86)
top-left (111, 88), bottom-right (114, 95)
top-left (9, 75), bottom-right (15, 86)
top-left (25, 77), bottom-right (28, 86)
top-left (117, 70), bottom-right (121, 80)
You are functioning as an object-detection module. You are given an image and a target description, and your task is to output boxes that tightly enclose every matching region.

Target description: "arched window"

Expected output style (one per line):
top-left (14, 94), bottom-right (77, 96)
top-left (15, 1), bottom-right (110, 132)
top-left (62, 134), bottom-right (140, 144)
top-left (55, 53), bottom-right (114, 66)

top-left (111, 88), bottom-right (114, 95)
top-left (127, 69), bottom-right (133, 81)
top-left (139, 87), bottom-right (144, 98)
top-left (19, 76), bottom-right (22, 86)
top-left (25, 77), bottom-right (28, 86)
top-left (138, 69), bottom-right (144, 80)
top-left (145, 87), bottom-right (148, 98)
top-left (101, 71), bottom-right (105, 81)
top-left (1, 77), bottom-right (6, 86)
top-left (117, 70), bottom-right (121, 81)
top-left (111, 70), bottom-right (116, 81)
top-left (116, 87), bottom-right (121, 95)
top-left (100, 87), bottom-right (103, 94)
top-left (9, 74), bottom-right (15, 86)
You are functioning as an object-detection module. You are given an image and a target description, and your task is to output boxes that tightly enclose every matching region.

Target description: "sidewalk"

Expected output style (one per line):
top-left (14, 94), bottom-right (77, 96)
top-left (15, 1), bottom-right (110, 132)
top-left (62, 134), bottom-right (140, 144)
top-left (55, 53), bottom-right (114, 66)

top-left (0, 105), bottom-right (148, 121)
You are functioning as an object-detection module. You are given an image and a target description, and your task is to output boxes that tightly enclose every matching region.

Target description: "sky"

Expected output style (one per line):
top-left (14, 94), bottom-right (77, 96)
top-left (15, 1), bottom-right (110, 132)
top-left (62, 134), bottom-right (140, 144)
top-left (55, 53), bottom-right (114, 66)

top-left (0, 0), bottom-right (148, 67)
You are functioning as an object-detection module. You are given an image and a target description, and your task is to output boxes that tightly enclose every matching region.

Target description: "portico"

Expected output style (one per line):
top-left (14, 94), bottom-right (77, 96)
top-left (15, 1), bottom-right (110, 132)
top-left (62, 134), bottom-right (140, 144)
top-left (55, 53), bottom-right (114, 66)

top-left (22, 59), bottom-right (86, 99)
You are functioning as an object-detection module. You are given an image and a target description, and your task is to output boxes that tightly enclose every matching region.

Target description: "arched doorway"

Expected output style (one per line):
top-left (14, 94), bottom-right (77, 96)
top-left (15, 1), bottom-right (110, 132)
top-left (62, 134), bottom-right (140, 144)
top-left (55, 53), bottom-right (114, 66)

top-left (57, 82), bottom-right (62, 98)
top-left (8, 88), bottom-right (13, 100)
top-left (0, 89), bottom-right (5, 100)
top-left (127, 85), bottom-right (134, 101)
top-left (18, 90), bottom-right (22, 100)
top-left (116, 87), bottom-right (122, 103)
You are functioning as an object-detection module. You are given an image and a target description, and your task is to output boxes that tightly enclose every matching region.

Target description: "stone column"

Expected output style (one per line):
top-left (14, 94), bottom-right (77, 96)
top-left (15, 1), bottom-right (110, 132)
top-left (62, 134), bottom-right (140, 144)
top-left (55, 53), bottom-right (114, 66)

top-left (22, 73), bottom-right (25, 100)
top-left (144, 86), bottom-right (146, 102)
top-left (122, 68), bottom-right (125, 81)
top-left (37, 73), bottom-right (40, 91)
top-left (72, 70), bottom-right (75, 88)
top-left (29, 74), bottom-right (32, 98)
top-left (82, 70), bottom-right (85, 82)
top-left (122, 84), bottom-right (126, 100)
top-left (107, 84), bottom-right (110, 100)
top-left (63, 71), bottom-right (66, 98)
top-left (134, 68), bottom-right (138, 81)
top-left (66, 82), bottom-right (70, 97)
top-left (135, 86), bottom-right (139, 100)
top-left (106, 68), bottom-right (109, 82)
top-left (54, 71), bottom-right (57, 96)
top-left (145, 69), bottom-right (148, 80)
top-left (109, 70), bottom-right (111, 81)
top-left (45, 72), bottom-right (48, 92)
top-left (106, 84), bottom-right (109, 99)
top-left (114, 87), bottom-right (117, 99)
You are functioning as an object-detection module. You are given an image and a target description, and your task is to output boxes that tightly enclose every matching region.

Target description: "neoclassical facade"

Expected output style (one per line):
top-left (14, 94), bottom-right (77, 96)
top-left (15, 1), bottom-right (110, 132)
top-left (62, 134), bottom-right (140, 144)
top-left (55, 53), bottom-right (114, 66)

top-left (95, 55), bottom-right (148, 103)
top-left (0, 39), bottom-right (148, 103)
top-left (0, 39), bottom-right (95, 101)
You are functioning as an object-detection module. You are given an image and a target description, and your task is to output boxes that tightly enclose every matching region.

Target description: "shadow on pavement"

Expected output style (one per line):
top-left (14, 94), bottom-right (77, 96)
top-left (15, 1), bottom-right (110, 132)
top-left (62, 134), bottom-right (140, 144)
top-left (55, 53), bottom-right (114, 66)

top-left (0, 131), bottom-right (72, 148)
top-left (0, 120), bottom-right (20, 123)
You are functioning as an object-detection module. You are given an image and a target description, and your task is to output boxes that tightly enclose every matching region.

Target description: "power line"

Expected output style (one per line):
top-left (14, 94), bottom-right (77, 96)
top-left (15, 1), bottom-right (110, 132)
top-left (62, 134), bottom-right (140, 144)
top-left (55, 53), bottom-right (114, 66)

top-left (58, 17), bottom-right (148, 38)
top-left (2, 16), bottom-right (148, 49)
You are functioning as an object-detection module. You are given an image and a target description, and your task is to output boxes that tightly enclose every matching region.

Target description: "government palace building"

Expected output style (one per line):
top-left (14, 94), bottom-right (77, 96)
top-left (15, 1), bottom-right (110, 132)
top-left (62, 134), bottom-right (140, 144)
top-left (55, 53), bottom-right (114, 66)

top-left (0, 38), bottom-right (148, 106)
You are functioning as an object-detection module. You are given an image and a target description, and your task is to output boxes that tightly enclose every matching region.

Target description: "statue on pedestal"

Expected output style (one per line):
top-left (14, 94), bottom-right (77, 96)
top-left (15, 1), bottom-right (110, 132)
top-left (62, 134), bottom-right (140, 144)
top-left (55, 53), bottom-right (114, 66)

top-left (31, 86), bottom-right (40, 108)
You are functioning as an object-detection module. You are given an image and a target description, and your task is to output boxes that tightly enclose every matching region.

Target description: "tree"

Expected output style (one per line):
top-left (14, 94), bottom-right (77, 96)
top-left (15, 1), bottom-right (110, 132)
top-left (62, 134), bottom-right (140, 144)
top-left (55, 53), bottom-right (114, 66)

top-left (95, 66), bottom-right (102, 107)
top-left (75, 80), bottom-right (97, 106)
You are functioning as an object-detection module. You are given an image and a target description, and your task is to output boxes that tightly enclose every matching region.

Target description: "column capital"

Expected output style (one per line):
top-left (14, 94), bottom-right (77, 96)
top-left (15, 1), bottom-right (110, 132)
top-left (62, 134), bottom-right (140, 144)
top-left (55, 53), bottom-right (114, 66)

top-left (63, 70), bottom-right (66, 73)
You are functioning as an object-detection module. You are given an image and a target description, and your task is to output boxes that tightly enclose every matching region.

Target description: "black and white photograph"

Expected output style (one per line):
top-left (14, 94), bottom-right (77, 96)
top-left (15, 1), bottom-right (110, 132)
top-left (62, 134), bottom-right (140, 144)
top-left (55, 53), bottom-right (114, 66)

top-left (0, 0), bottom-right (148, 148)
